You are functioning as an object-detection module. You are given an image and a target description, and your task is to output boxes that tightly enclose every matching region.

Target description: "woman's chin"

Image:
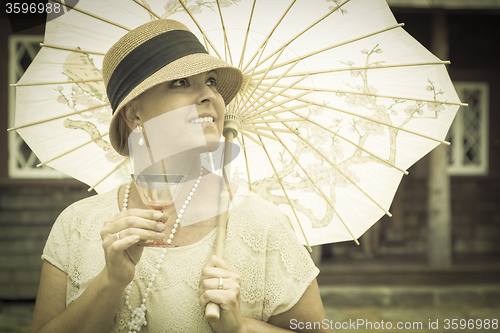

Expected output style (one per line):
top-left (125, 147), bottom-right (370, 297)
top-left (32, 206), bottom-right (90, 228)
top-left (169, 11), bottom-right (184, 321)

top-left (205, 140), bottom-right (221, 152)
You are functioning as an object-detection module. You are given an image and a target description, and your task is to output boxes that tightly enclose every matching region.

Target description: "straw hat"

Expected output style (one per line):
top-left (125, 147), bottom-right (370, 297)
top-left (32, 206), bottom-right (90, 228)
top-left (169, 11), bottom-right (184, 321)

top-left (103, 19), bottom-right (243, 156)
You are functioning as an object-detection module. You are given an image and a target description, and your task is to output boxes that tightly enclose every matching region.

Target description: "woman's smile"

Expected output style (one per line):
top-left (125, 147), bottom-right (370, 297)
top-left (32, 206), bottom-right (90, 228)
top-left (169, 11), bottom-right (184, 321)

top-left (189, 116), bottom-right (214, 124)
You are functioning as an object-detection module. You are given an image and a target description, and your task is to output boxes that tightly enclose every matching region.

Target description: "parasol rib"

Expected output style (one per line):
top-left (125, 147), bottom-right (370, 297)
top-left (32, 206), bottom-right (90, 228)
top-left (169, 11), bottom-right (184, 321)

top-left (243, 125), bottom-right (292, 134)
top-left (51, 0), bottom-right (131, 31)
top-left (251, 118), bottom-right (304, 124)
top-left (177, 0), bottom-right (223, 59)
top-left (257, 135), bottom-right (312, 252)
top-left (240, 61), bottom-right (303, 115)
top-left (238, 78), bottom-right (260, 108)
top-left (132, 0), bottom-right (161, 19)
top-left (243, 90), bottom-right (314, 118)
top-left (252, 87), bottom-right (451, 145)
top-left (285, 110), bottom-right (409, 175)
top-left (7, 103), bottom-right (110, 132)
top-left (236, 135), bottom-right (252, 191)
top-left (265, 122), bottom-right (360, 245)
top-left (36, 132), bottom-right (109, 167)
top-left (242, 128), bottom-right (279, 141)
top-left (257, 61), bottom-right (451, 80)
top-left (264, 98), bottom-right (408, 176)
top-left (88, 157), bottom-right (130, 192)
top-left (237, 5), bottom-right (302, 108)
top-left (237, 84), bottom-right (255, 102)
top-left (11, 78), bottom-right (103, 87)
top-left (240, 71), bottom-right (308, 117)
top-left (40, 43), bottom-right (106, 56)
top-left (215, 0), bottom-right (233, 65)
top-left (249, 23), bottom-right (404, 76)
top-left (202, 35), bottom-right (210, 53)
top-left (237, 46), bottom-right (290, 114)
top-left (245, 0), bottom-right (352, 74)
top-left (259, 83), bottom-right (467, 107)
top-left (278, 119), bottom-right (393, 217)
top-left (238, 0), bottom-right (257, 69)
top-left (237, 89), bottom-right (254, 109)
top-left (241, 0), bottom-right (297, 73)
top-left (251, 116), bottom-right (408, 176)
top-left (241, 132), bottom-right (263, 147)
top-left (330, 90), bottom-right (467, 107)
top-left (242, 103), bottom-right (315, 122)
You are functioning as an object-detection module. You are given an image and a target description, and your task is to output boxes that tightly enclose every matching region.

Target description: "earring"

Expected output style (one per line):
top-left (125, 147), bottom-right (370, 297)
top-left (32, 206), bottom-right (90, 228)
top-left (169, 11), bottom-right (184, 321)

top-left (137, 125), bottom-right (144, 146)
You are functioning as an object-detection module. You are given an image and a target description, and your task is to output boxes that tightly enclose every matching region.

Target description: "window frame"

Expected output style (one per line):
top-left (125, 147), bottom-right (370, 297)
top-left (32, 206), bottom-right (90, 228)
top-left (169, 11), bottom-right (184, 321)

top-left (447, 81), bottom-right (489, 176)
top-left (8, 34), bottom-right (68, 179)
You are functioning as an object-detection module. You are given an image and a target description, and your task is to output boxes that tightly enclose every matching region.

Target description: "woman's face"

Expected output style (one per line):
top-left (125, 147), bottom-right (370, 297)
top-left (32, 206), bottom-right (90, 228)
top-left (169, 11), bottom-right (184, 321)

top-left (126, 70), bottom-right (226, 145)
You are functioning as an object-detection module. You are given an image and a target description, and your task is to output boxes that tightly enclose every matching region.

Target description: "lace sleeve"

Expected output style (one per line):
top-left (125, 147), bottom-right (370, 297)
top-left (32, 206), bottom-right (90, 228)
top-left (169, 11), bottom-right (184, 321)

top-left (41, 205), bottom-right (73, 273)
top-left (254, 197), bottom-right (319, 321)
top-left (261, 200), bottom-right (320, 320)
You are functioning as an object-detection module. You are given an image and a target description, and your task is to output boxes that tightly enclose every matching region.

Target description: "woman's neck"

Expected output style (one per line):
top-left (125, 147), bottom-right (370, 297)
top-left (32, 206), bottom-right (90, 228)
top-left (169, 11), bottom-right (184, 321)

top-left (125, 154), bottom-right (204, 211)
top-left (157, 154), bottom-right (202, 182)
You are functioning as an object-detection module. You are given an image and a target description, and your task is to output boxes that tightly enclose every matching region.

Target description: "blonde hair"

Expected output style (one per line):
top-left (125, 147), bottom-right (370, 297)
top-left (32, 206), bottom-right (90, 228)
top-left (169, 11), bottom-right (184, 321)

top-left (114, 111), bottom-right (132, 156)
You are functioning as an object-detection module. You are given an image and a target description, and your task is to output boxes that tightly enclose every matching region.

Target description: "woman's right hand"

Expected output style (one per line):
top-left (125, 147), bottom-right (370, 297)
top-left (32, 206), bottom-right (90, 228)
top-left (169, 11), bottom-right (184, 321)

top-left (100, 209), bottom-right (166, 288)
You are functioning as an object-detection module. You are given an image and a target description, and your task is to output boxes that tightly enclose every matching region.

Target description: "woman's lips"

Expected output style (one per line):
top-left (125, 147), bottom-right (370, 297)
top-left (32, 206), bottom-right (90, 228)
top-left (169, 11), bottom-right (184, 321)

top-left (189, 116), bottom-right (215, 126)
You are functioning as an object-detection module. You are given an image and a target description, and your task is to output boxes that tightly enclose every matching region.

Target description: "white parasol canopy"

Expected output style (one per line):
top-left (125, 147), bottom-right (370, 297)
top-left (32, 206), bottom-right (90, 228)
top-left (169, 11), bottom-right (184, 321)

top-left (10, 0), bottom-right (463, 247)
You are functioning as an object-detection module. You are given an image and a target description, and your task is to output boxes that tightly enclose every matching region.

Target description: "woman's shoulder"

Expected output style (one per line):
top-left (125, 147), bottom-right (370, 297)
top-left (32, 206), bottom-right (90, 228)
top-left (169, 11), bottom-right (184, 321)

top-left (230, 186), bottom-right (294, 234)
top-left (63, 186), bottom-right (119, 213)
top-left (56, 186), bottom-right (120, 232)
top-left (227, 187), bottom-right (314, 275)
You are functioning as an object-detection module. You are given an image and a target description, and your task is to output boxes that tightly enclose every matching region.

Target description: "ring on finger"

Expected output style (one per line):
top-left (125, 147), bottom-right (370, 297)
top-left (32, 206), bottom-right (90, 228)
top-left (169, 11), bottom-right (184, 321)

top-left (218, 277), bottom-right (223, 290)
top-left (116, 231), bottom-right (121, 241)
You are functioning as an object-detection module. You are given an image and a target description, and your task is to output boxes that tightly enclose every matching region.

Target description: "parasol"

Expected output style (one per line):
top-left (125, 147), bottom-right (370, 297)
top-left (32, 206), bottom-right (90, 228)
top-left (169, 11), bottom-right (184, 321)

top-left (10, 0), bottom-right (462, 263)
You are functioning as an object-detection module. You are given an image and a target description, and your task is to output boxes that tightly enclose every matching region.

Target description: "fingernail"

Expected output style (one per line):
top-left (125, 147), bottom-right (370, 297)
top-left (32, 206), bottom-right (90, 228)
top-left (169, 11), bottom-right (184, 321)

top-left (154, 212), bottom-right (163, 219)
top-left (156, 223), bottom-right (166, 230)
top-left (156, 232), bottom-right (164, 239)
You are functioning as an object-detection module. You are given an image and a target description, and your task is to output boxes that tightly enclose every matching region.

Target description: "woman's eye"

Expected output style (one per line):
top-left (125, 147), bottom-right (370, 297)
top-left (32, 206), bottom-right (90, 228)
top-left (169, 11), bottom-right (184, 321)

top-left (171, 78), bottom-right (188, 87)
top-left (207, 78), bottom-right (217, 86)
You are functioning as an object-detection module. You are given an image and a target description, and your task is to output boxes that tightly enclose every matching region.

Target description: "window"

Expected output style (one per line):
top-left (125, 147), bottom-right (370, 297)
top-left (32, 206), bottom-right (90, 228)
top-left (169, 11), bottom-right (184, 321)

top-left (447, 82), bottom-right (489, 175)
top-left (8, 35), bottom-right (67, 178)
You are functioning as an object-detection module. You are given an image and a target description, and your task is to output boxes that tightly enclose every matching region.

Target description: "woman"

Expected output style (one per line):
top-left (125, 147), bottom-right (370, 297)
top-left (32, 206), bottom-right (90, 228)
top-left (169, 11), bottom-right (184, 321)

top-left (30, 19), bottom-right (330, 333)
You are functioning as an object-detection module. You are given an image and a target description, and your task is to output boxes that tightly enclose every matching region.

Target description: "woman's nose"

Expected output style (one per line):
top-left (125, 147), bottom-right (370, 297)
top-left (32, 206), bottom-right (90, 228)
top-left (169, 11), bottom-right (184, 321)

top-left (196, 84), bottom-right (216, 104)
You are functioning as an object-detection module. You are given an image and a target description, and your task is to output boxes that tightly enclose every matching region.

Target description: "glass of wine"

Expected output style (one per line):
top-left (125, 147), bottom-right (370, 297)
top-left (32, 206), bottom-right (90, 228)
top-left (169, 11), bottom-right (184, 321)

top-left (133, 173), bottom-right (188, 247)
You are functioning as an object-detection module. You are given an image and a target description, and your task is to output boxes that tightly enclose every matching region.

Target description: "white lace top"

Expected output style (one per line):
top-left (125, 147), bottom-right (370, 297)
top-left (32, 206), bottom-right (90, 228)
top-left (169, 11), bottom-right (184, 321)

top-left (42, 186), bottom-right (319, 333)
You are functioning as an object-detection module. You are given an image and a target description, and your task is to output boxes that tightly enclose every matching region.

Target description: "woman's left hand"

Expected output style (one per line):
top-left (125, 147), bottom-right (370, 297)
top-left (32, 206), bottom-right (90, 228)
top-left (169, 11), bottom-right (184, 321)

top-left (199, 255), bottom-right (245, 333)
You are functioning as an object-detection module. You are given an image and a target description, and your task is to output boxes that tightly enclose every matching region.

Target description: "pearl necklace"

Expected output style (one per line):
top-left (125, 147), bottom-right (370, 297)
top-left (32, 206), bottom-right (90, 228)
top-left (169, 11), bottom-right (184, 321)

top-left (123, 167), bottom-right (203, 333)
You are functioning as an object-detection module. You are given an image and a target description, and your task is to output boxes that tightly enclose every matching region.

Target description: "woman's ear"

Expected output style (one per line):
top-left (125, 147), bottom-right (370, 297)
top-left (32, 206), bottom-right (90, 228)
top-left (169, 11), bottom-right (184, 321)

top-left (120, 103), bottom-right (140, 130)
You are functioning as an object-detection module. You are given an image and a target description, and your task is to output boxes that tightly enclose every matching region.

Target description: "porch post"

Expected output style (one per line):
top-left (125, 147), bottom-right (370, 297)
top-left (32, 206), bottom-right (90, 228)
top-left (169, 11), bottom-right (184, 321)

top-left (427, 10), bottom-right (453, 267)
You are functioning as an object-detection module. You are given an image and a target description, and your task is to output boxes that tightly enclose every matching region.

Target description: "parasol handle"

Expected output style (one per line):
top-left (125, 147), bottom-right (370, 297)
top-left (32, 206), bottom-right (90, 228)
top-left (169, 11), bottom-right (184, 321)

top-left (204, 128), bottom-right (237, 323)
top-left (204, 189), bottom-right (230, 322)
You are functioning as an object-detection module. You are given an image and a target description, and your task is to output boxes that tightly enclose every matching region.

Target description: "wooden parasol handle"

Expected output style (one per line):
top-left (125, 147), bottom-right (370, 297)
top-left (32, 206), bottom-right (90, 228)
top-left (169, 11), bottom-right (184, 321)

top-left (204, 189), bottom-right (230, 322)
top-left (204, 129), bottom-right (236, 323)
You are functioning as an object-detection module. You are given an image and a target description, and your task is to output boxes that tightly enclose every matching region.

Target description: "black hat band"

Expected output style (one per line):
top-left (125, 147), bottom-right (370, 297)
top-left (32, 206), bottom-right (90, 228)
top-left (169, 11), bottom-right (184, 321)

top-left (107, 29), bottom-right (208, 112)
